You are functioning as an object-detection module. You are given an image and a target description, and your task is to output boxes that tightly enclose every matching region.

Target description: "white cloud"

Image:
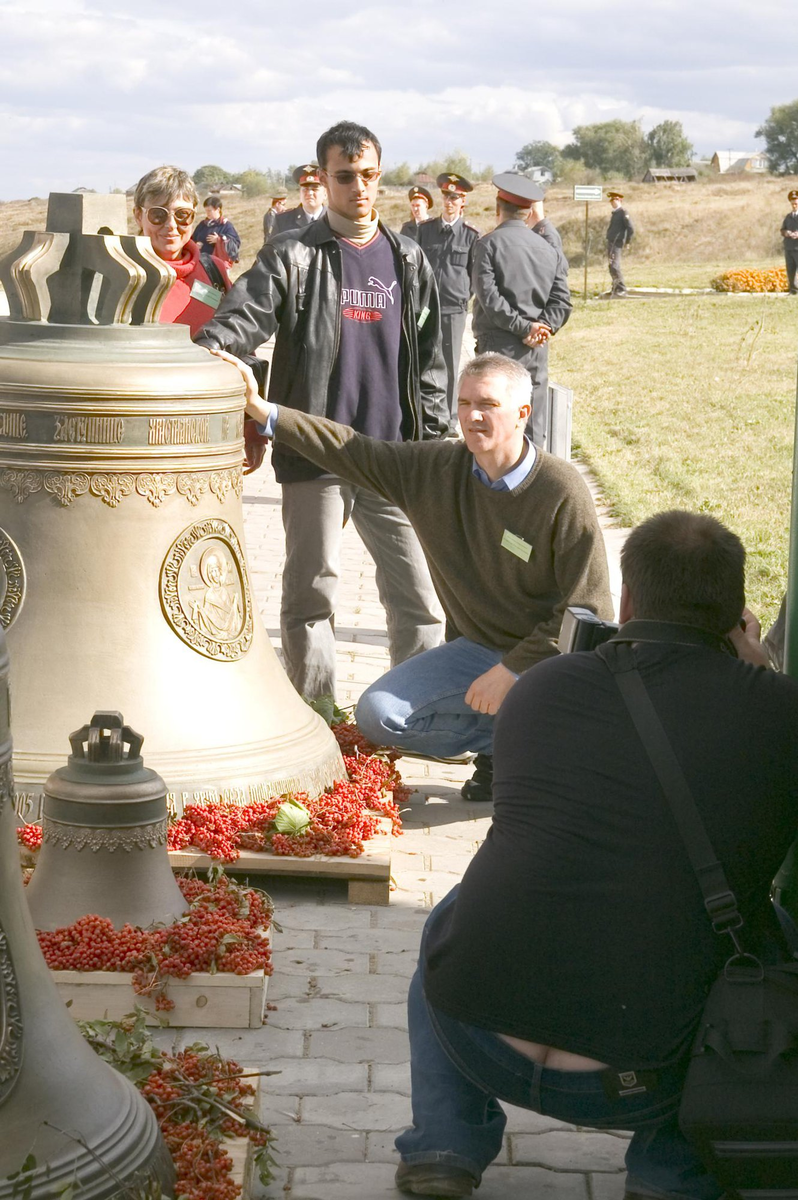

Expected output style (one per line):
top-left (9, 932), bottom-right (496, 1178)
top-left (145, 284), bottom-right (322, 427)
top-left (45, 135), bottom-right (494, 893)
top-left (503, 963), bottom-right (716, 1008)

top-left (0, 0), bottom-right (790, 196)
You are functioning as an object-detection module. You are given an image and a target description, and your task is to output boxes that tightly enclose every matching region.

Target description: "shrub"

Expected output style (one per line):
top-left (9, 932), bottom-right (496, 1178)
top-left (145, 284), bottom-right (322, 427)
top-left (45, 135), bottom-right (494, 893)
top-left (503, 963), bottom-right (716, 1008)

top-left (711, 267), bottom-right (789, 293)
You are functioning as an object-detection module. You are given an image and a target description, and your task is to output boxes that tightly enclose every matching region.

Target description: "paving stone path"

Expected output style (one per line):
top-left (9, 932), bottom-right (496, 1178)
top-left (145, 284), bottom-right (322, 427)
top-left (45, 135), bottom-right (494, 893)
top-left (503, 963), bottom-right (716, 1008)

top-left (170, 452), bottom-right (631, 1199)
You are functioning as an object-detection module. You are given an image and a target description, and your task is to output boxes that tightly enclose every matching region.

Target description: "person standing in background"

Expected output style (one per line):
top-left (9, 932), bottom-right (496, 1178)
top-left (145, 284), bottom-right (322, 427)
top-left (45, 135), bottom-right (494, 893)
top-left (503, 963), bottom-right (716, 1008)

top-left (193, 195), bottom-right (240, 264)
top-left (416, 174), bottom-right (481, 433)
top-left (780, 189), bottom-right (798, 295)
top-left (606, 190), bottom-right (634, 297)
top-left (400, 185), bottom-right (433, 237)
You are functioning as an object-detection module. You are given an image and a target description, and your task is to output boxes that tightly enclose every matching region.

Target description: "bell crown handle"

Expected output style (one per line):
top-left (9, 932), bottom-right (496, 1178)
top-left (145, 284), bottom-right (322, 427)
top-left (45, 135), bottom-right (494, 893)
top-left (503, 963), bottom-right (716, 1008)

top-left (68, 711), bottom-right (144, 763)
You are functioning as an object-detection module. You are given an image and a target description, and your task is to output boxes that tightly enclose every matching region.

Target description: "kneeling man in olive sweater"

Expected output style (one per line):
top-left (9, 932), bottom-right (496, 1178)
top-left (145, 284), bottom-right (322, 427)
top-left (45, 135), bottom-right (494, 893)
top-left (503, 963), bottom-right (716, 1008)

top-left (212, 348), bottom-right (613, 801)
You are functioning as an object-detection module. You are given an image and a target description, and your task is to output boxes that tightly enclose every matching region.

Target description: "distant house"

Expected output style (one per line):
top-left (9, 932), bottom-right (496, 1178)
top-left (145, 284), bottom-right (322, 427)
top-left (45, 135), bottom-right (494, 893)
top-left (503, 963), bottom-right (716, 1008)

top-left (413, 172), bottom-right (435, 186)
top-left (711, 150), bottom-right (768, 174)
top-left (522, 166), bottom-right (554, 185)
top-left (726, 153), bottom-right (769, 175)
top-left (642, 167), bottom-right (697, 183)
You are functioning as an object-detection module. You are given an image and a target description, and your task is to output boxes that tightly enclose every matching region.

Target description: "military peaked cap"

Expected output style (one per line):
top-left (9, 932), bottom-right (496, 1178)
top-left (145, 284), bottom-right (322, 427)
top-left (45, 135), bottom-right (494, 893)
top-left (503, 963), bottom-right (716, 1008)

top-left (408, 185), bottom-right (433, 206)
top-left (437, 173), bottom-right (473, 195)
top-left (491, 172), bottom-right (544, 205)
top-left (293, 164), bottom-right (322, 186)
top-left (789, 190), bottom-right (798, 201)
top-left (607, 190), bottom-right (624, 200)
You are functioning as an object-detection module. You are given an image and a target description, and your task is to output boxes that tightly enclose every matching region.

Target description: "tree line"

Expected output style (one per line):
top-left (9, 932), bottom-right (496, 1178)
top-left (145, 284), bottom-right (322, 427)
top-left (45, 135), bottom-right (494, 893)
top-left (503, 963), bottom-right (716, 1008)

top-left (193, 101), bottom-right (798, 198)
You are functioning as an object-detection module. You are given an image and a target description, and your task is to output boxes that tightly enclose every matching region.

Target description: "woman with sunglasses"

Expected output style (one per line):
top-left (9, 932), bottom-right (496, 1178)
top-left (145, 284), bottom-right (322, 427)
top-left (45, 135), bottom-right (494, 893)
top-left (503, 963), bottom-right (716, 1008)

top-left (132, 166), bottom-right (231, 336)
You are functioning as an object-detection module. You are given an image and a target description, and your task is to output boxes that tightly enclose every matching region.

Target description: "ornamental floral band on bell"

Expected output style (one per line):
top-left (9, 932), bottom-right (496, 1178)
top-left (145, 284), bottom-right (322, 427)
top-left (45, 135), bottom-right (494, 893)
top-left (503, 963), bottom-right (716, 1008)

top-left (160, 518), bottom-right (253, 661)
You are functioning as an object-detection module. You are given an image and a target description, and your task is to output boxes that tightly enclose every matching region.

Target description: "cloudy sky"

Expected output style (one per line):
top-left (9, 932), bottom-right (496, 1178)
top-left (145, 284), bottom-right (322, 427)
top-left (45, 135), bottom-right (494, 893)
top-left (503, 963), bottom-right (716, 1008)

top-left (0, 0), bottom-right (792, 199)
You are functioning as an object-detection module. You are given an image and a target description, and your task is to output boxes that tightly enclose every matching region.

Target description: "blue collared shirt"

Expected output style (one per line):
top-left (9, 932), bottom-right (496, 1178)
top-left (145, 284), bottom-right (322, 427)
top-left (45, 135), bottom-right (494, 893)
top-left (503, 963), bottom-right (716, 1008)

top-left (471, 437), bottom-right (536, 491)
top-left (258, 407), bottom-right (536, 492)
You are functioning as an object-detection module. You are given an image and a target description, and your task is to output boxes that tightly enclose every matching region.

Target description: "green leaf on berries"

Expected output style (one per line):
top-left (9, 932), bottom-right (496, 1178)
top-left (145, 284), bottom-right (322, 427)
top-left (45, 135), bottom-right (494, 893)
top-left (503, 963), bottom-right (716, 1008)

top-left (273, 797), bottom-right (311, 836)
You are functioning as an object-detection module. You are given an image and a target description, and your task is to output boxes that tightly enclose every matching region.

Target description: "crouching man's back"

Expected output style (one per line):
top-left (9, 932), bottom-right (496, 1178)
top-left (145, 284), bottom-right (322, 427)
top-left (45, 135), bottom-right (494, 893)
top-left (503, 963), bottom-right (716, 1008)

top-left (397, 510), bottom-right (798, 1200)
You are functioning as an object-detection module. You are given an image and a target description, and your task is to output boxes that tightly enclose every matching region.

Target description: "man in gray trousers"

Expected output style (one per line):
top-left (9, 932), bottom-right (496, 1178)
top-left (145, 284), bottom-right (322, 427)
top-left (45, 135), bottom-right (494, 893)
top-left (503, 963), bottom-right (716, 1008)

top-left (196, 119), bottom-right (447, 699)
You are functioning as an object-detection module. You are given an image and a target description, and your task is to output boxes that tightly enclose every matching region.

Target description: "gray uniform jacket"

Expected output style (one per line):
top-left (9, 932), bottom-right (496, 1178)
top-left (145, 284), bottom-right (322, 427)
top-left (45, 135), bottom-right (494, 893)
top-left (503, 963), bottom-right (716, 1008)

top-left (269, 205), bottom-right (327, 240)
top-left (416, 217), bottom-right (481, 313)
top-left (195, 216), bottom-right (449, 480)
top-left (471, 219), bottom-right (572, 341)
top-left (531, 218), bottom-right (564, 255)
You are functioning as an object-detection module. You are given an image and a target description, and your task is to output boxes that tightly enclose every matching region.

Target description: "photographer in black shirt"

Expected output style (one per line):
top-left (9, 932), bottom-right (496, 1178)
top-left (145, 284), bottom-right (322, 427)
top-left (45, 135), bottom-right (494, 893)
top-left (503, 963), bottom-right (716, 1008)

top-left (396, 510), bottom-right (798, 1200)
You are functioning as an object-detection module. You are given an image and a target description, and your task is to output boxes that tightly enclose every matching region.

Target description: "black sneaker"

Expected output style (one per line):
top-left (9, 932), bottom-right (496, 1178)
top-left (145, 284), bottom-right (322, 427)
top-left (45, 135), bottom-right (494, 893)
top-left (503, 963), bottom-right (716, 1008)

top-left (396, 1162), bottom-right (476, 1197)
top-left (460, 753), bottom-right (493, 803)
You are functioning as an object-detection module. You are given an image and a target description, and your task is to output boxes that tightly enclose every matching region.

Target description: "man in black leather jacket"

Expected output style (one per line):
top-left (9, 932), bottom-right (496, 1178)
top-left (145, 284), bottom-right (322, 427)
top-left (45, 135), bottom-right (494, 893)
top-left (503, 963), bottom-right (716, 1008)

top-left (196, 120), bottom-right (447, 700)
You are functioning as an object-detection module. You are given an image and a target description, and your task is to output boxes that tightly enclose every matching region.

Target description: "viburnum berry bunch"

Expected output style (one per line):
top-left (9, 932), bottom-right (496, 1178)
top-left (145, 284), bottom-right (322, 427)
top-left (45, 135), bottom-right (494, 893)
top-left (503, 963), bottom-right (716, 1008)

top-left (16, 822), bottom-right (43, 850)
top-left (36, 873), bottom-right (272, 1010)
top-left (80, 1009), bottom-right (275, 1199)
top-left (166, 720), bottom-right (407, 863)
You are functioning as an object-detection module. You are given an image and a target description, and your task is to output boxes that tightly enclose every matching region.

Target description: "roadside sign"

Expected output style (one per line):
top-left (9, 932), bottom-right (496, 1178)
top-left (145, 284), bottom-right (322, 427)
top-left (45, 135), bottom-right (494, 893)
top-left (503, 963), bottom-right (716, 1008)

top-left (573, 185), bottom-right (603, 202)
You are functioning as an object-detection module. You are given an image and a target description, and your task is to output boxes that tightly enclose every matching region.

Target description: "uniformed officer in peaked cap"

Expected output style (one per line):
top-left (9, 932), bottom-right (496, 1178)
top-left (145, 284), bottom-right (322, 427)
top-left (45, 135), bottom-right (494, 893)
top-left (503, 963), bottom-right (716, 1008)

top-left (415, 173), bottom-right (481, 432)
top-left (400, 185), bottom-right (433, 238)
top-left (268, 164), bottom-right (327, 239)
top-left (263, 190), bottom-right (289, 240)
top-left (606, 189), bottom-right (634, 296)
top-left (471, 172), bottom-right (571, 448)
top-left (781, 189), bottom-right (798, 294)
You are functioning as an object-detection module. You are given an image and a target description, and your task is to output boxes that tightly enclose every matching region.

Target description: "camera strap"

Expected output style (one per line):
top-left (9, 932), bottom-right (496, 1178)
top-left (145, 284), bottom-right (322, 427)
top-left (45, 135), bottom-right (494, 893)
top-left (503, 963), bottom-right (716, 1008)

top-left (596, 640), bottom-right (747, 954)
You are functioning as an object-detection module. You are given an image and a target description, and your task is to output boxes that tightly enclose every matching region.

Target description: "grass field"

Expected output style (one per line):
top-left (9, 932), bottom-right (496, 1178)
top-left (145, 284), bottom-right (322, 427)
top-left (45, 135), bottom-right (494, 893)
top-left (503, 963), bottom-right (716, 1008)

top-left (1, 180), bottom-right (796, 622)
top-left (551, 294), bottom-right (797, 626)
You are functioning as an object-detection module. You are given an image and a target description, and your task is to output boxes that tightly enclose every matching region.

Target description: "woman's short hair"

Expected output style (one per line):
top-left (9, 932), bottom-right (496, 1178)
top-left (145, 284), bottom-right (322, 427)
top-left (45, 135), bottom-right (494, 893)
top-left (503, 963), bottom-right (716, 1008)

top-left (133, 166), bottom-right (198, 212)
top-left (203, 195), bottom-right (222, 210)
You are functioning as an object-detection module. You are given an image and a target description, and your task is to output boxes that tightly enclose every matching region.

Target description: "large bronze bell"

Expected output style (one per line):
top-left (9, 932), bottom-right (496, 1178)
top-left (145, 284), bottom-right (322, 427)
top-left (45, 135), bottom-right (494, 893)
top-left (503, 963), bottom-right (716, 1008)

top-left (0, 633), bottom-right (175, 1197)
top-left (26, 710), bottom-right (188, 931)
top-left (0, 192), bottom-right (343, 818)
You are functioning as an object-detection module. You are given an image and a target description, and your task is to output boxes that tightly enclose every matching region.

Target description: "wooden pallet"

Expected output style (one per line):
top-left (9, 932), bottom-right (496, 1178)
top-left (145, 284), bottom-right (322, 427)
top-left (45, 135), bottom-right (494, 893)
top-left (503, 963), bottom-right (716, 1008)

top-left (230, 1065), bottom-right (260, 1199)
top-left (168, 817), bottom-right (393, 906)
top-left (54, 964), bottom-right (268, 1028)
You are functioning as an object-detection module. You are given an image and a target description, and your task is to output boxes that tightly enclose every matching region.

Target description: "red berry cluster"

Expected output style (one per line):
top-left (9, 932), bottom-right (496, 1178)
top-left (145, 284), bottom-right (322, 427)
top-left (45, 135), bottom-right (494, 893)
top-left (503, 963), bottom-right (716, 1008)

top-left (166, 725), bottom-right (406, 863)
top-left (36, 875), bottom-right (272, 1008)
top-left (16, 823), bottom-right (43, 850)
top-left (141, 1048), bottom-right (269, 1200)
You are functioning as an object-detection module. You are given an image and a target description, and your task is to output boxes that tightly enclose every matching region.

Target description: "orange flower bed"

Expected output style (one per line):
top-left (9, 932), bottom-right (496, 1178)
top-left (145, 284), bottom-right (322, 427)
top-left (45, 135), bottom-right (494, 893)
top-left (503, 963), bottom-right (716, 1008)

top-left (711, 267), bottom-right (789, 293)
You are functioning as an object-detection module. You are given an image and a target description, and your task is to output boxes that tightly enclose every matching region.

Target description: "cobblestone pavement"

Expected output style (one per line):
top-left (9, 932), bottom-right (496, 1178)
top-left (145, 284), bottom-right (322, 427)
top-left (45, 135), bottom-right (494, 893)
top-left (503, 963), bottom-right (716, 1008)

top-left (174, 454), bottom-right (630, 1199)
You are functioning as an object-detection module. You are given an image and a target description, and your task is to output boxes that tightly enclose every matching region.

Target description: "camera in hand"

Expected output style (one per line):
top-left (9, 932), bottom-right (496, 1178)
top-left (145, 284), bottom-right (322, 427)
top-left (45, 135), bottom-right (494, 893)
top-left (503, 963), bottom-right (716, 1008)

top-left (558, 607), bottom-right (619, 654)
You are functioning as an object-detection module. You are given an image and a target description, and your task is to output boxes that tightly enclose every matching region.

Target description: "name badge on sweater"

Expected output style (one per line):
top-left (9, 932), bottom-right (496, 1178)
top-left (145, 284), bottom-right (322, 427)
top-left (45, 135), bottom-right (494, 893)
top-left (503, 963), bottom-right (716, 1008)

top-left (189, 279), bottom-right (223, 309)
top-left (501, 529), bottom-right (532, 562)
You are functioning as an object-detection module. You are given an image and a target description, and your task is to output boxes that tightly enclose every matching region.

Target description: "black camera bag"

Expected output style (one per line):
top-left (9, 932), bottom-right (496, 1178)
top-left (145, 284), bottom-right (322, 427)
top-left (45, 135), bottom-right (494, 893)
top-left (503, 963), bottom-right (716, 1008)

top-left (601, 639), bottom-right (798, 1198)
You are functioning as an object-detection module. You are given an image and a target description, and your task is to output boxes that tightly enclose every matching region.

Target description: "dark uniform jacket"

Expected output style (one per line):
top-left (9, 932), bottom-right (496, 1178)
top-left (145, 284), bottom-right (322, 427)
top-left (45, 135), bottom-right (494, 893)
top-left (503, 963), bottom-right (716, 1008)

top-left (607, 206), bottom-right (634, 247)
top-left (268, 205), bottom-right (327, 240)
top-left (263, 207), bottom-right (282, 240)
top-left (400, 220), bottom-right (423, 240)
top-left (416, 217), bottom-right (480, 313)
top-left (780, 212), bottom-right (798, 240)
top-left (471, 218), bottom-right (572, 342)
top-left (531, 217), bottom-right (564, 255)
top-left (195, 216), bottom-right (449, 481)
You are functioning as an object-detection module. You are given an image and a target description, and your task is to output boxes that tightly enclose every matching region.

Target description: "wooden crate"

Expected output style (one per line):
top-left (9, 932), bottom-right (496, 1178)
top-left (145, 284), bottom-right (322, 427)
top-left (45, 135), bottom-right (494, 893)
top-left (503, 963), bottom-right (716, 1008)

top-left (169, 817), bottom-right (394, 906)
top-left (54, 965), bottom-right (268, 1028)
top-left (229, 1065), bottom-right (262, 1199)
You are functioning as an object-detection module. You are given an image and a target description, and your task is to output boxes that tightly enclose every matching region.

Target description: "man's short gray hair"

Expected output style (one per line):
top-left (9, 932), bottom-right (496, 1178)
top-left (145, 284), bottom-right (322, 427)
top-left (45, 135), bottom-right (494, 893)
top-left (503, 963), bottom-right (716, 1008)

top-left (133, 166), bottom-right (198, 212)
top-left (459, 353), bottom-right (533, 408)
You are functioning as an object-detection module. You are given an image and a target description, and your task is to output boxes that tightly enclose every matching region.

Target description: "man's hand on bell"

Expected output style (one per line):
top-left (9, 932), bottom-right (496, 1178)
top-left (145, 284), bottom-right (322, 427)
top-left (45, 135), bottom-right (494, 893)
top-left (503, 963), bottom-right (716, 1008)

top-left (208, 348), bottom-right (272, 425)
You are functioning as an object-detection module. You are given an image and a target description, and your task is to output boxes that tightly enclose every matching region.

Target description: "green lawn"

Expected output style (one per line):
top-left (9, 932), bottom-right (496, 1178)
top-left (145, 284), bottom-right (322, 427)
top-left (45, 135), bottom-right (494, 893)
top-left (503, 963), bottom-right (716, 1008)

top-left (551, 294), bottom-right (798, 626)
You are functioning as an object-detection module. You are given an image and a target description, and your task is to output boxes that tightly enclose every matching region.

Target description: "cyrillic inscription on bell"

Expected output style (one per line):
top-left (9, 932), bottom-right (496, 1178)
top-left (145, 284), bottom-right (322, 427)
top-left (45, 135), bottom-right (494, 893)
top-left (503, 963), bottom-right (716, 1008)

top-left (0, 192), bottom-right (343, 817)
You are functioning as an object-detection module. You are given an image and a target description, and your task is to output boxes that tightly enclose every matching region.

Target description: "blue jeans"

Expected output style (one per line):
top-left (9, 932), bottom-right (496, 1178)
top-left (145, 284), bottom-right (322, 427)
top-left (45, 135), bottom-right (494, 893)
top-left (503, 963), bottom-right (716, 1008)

top-left (355, 637), bottom-right (502, 757)
top-left (396, 890), bottom-right (723, 1200)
